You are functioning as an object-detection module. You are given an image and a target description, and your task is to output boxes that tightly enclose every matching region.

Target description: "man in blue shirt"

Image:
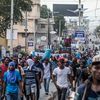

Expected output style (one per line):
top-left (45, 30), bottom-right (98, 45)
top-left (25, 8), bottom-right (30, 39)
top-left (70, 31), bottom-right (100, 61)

top-left (3, 61), bottom-right (23, 100)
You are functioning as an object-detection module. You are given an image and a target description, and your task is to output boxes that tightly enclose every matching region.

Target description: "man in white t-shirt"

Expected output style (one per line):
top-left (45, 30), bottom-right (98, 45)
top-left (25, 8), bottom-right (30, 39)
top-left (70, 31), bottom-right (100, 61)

top-left (43, 58), bottom-right (52, 95)
top-left (52, 57), bottom-right (71, 100)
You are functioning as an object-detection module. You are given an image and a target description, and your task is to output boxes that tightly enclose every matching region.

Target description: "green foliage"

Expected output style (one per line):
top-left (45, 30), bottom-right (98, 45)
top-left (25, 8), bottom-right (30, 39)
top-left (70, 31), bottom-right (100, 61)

top-left (40, 5), bottom-right (52, 18)
top-left (95, 25), bottom-right (100, 33)
top-left (54, 15), bottom-right (65, 36)
top-left (40, 5), bottom-right (65, 36)
top-left (95, 25), bottom-right (100, 37)
top-left (20, 50), bottom-right (28, 56)
top-left (0, 0), bottom-right (33, 38)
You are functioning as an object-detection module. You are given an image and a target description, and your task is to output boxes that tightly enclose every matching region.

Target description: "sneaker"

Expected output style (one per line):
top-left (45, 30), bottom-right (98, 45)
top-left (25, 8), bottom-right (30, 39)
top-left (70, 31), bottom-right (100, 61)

top-left (45, 93), bottom-right (48, 95)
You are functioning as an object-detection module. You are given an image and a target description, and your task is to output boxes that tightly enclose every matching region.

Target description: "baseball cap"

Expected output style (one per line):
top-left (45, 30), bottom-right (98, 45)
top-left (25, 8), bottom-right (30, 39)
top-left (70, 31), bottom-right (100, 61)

top-left (58, 57), bottom-right (65, 63)
top-left (8, 61), bottom-right (16, 68)
top-left (92, 55), bottom-right (100, 65)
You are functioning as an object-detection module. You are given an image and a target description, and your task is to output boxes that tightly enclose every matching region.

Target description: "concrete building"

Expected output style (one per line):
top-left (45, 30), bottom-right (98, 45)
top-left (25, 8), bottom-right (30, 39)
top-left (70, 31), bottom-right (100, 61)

top-left (7, 0), bottom-right (56, 53)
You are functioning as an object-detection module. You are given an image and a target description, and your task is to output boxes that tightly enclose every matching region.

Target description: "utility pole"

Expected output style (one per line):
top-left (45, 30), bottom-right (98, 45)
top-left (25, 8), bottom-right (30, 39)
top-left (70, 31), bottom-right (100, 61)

top-left (79, 0), bottom-right (81, 28)
top-left (59, 20), bottom-right (61, 42)
top-left (34, 20), bottom-right (36, 51)
top-left (47, 12), bottom-right (51, 49)
top-left (10, 0), bottom-right (14, 56)
top-left (24, 10), bottom-right (28, 52)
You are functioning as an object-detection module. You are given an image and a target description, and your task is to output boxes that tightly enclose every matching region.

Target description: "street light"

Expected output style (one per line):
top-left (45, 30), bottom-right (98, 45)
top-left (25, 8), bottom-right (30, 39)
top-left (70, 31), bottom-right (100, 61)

top-left (66, 0), bottom-right (88, 29)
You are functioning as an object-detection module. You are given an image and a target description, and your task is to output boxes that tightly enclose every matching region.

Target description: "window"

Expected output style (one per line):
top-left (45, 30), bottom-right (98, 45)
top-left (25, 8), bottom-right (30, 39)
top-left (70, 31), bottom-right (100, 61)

top-left (21, 19), bottom-right (26, 26)
top-left (28, 42), bottom-right (33, 47)
top-left (41, 24), bottom-right (45, 28)
top-left (22, 34), bottom-right (25, 37)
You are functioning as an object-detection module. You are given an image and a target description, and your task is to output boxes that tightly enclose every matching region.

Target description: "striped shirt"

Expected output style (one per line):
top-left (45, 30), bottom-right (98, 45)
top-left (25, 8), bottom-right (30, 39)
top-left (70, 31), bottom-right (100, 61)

top-left (23, 66), bottom-right (37, 85)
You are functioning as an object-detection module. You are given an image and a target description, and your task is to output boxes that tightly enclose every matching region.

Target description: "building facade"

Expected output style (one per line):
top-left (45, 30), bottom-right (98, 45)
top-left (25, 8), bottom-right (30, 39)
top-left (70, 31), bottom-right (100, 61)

top-left (7, 0), bottom-right (56, 53)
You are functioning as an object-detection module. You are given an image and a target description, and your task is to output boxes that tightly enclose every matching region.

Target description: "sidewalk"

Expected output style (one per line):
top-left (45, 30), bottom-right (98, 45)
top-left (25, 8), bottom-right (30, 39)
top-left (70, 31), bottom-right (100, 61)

top-left (40, 81), bottom-right (57, 100)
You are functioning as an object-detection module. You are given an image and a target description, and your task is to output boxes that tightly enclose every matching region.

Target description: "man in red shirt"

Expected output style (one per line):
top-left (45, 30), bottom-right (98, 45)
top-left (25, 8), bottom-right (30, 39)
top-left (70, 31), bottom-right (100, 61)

top-left (0, 57), bottom-right (10, 77)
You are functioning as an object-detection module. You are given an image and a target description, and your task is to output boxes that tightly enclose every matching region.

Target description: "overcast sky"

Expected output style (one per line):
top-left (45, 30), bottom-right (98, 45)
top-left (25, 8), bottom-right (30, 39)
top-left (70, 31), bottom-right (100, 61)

top-left (40, 0), bottom-right (100, 31)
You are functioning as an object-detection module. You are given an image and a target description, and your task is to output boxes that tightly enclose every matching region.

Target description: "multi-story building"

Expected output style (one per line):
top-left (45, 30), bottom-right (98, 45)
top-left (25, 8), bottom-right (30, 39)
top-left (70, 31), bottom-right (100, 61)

top-left (7, 0), bottom-right (55, 53)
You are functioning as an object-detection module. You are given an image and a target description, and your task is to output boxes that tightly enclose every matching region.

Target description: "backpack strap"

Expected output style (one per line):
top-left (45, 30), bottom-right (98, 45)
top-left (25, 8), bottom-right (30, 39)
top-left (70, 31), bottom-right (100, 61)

top-left (82, 80), bottom-right (92, 100)
top-left (82, 85), bottom-right (88, 100)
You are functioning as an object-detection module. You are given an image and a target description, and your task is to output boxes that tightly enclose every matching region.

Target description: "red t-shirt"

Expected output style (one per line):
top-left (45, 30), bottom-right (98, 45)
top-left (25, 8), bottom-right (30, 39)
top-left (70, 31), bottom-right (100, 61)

top-left (0, 64), bottom-right (8, 77)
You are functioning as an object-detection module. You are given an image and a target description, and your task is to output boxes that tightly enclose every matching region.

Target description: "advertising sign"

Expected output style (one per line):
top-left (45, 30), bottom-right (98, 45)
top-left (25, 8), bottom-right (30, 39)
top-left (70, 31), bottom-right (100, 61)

top-left (75, 31), bottom-right (84, 38)
top-left (53, 4), bottom-right (83, 16)
top-left (75, 31), bottom-right (85, 43)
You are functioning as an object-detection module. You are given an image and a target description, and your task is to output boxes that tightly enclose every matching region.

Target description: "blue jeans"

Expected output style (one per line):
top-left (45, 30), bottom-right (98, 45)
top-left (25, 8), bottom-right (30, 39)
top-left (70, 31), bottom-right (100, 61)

top-left (44, 78), bottom-right (50, 93)
top-left (6, 93), bottom-right (18, 100)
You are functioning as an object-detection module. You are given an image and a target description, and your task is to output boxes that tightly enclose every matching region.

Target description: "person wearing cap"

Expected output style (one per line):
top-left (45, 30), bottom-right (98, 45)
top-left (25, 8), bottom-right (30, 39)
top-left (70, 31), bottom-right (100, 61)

top-left (52, 57), bottom-right (71, 100)
top-left (3, 61), bottom-right (23, 100)
top-left (74, 55), bottom-right (100, 100)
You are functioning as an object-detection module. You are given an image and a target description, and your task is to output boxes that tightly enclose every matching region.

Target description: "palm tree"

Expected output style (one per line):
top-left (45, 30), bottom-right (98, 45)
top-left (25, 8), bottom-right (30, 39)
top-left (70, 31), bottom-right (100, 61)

top-left (0, 0), bottom-right (33, 38)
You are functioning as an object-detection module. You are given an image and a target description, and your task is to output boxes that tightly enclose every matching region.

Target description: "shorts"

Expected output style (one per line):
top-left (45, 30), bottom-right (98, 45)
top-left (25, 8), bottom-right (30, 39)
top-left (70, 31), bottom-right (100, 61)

top-left (25, 84), bottom-right (36, 95)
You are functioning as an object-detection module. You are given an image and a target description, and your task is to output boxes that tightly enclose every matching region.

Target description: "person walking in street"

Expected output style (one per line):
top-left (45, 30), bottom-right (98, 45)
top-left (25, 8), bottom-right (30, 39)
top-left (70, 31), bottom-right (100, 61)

top-left (52, 57), bottom-right (72, 100)
top-left (0, 57), bottom-right (10, 78)
top-left (74, 54), bottom-right (100, 100)
top-left (33, 56), bottom-right (44, 100)
top-left (3, 61), bottom-right (23, 100)
top-left (43, 58), bottom-right (52, 95)
top-left (23, 59), bottom-right (38, 100)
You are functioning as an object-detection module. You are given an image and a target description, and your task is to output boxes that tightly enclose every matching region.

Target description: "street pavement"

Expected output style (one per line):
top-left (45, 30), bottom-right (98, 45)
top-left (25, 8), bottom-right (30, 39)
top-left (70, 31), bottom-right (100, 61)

top-left (39, 80), bottom-right (75, 100)
top-left (40, 80), bottom-right (57, 100)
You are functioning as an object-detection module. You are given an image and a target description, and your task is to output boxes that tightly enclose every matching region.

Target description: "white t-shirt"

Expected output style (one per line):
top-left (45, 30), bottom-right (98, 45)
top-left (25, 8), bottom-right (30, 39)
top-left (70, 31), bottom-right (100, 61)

top-left (43, 63), bottom-right (51, 79)
top-left (53, 67), bottom-right (71, 88)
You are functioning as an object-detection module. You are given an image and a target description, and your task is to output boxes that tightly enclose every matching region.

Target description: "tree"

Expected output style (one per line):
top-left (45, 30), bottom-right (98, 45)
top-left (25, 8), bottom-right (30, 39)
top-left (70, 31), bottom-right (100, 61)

top-left (95, 25), bottom-right (100, 38)
top-left (0, 0), bottom-right (33, 38)
top-left (40, 5), bottom-right (65, 36)
top-left (40, 5), bottom-right (52, 18)
top-left (54, 15), bottom-right (65, 36)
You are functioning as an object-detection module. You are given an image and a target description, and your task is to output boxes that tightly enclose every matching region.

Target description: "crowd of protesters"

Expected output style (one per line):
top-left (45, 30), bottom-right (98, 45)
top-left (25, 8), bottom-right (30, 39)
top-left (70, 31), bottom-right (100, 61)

top-left (0, 50), bottom-right (100, 100)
